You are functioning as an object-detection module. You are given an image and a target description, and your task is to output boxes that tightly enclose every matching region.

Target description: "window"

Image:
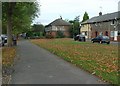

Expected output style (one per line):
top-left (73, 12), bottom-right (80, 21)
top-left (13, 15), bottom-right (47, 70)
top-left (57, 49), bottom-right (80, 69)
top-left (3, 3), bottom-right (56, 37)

top-left (56, 27), bottom-right (58, 31)
top-left (105, 31), bottom-right (108, 36)
top-left (118, 31), bottom-right (120, 36)
top-left (111, 31), bottom-right (114, 37)
top-left (85, 31), bottom-right (87, 36)
top-left (95, 31), bottom-right (98, 37)
top-left (99, 32), bottom-right (103, 36)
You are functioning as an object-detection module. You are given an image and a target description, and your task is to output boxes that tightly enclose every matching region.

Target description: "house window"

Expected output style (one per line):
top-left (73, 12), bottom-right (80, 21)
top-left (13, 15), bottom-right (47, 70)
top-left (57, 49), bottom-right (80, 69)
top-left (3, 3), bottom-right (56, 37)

top-left (105, 31), bottom-right (108, 36)
top-left (95, 31), bottom-right (98, 37)
top-left (118, 31), bottom-right (120, 36)
top-left (110, 31), bottom-right (114, 37)
top-left (85, 31), bottom-right (87, 36)
top-left (56, 27), bottom-right (58, 31)
top-left (99, 32), bottom-right (103, 36)
top-left (60, 28), bottom-right (63, 31)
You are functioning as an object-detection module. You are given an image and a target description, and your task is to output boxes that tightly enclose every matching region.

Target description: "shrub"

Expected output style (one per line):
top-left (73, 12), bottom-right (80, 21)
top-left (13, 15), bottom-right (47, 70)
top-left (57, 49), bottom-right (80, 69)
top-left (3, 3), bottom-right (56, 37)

top-left (56, 31), bottom-right (65, 38)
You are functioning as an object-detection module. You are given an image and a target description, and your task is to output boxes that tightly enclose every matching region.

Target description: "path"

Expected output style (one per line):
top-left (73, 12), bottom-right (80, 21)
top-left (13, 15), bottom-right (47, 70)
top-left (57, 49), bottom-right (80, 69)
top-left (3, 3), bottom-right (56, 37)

top-left (11, 40), bottom-right (107, 84)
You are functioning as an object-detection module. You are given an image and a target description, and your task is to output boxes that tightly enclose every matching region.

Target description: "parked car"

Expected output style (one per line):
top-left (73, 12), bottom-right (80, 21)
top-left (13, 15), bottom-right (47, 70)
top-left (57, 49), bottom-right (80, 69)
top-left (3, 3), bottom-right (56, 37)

top-left (91, 36), bottom-right (110, 44)
top-left (0, 36), bottom-right (5, 46)
top-left (1, 34), bottom-right (7, 43)
top-left (74, 34), bottom-right (86, 42)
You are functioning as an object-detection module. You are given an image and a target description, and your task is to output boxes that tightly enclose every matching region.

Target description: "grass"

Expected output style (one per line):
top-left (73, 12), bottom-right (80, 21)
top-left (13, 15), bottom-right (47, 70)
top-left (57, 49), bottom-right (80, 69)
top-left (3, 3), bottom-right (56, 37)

top-left (31, 38), bottom-right (119, 84)
top-left (2, 47), bottom-right (16, 67)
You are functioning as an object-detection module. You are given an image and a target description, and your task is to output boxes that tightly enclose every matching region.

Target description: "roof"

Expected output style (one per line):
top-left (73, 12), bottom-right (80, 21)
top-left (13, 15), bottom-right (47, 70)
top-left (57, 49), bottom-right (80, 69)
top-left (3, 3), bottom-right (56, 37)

top-left (45, 18), bottom-right (72, 27)
top-left (81, 11), bottom-right (120, 25)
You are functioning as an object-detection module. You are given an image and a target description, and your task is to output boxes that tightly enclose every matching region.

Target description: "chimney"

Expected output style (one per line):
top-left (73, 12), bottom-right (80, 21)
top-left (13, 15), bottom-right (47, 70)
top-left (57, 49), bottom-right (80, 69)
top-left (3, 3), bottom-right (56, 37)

top-left (60, 16), bottom-right (62, 19)
top-left (99, 12), bottom-right (102, 16)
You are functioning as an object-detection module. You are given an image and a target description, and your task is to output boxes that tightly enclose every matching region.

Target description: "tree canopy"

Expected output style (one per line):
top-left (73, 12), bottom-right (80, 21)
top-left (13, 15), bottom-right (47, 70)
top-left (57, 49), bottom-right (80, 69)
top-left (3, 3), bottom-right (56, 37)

top-left (82, 12), bottom-right (89, 22)
top-left (69, 16), bottom-right (80, 37)
top-left (2, 2), bottom-right (39, 46)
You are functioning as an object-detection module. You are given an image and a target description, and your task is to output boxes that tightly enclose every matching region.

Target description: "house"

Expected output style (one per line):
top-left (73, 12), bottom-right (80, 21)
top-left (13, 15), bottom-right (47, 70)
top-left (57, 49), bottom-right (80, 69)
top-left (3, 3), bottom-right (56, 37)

top-left (80, 11), bottom-right (120, 41)
top-left (45, 18), bottom-right (72, 38)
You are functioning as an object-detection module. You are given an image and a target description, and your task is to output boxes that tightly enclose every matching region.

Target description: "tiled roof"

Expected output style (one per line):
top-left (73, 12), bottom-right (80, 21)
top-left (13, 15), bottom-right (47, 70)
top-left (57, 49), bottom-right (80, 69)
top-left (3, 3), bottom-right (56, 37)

top-left (46, 18), bottom-right (72, 27)
top-left (81, 11), bottom-right (120, 24)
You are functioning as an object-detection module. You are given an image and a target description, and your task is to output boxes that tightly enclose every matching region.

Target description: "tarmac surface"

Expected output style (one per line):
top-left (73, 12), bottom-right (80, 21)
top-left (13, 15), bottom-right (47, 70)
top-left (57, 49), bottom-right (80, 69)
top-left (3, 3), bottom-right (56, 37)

top-left (11, 40), bottom-right (108, 84)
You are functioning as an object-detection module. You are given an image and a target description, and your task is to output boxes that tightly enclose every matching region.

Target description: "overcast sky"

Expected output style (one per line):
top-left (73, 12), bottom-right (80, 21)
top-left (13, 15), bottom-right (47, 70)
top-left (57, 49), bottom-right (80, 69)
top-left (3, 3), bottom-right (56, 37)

top-left (33, 0), bottom-right (120, 25)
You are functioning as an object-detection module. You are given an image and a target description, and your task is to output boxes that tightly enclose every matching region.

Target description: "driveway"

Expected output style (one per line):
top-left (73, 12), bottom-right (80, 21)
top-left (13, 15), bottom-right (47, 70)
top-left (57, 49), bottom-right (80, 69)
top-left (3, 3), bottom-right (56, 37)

top-left (11, 40), bottom-right (107, 84)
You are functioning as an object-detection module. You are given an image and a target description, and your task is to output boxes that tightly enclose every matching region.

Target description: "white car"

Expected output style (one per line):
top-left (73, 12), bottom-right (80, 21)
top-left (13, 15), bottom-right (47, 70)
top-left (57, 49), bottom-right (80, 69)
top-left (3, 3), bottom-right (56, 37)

top-left (1, 34), bottom-right (7, 44)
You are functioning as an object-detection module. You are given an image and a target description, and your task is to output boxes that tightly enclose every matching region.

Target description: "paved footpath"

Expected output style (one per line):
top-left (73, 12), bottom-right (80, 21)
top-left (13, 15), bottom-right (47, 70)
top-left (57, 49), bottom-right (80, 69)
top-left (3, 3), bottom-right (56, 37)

top-left (11, 40), bottom-right (107, 84)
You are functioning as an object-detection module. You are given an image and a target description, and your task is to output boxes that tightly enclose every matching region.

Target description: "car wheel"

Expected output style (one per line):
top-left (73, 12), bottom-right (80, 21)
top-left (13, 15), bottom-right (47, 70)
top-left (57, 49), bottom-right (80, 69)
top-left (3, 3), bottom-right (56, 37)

top-left (2, 43), bottom-right (4, 46)
top-left (92, 41), bottom-right (94, 43)
top-left (107, 42), bottom-right (110, 44)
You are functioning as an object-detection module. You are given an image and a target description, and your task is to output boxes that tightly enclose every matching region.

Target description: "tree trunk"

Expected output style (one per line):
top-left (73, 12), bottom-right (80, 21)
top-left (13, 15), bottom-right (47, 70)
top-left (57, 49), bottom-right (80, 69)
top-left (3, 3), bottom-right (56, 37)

top-left (7, 2), bottom-right (16, 47)
top-left (7, 14), bottom-right (12, 47)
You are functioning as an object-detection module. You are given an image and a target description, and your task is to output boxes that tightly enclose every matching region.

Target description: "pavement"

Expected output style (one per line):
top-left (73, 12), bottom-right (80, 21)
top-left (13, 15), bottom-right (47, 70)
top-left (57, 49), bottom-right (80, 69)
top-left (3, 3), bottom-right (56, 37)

top-left (10, 40), bottom-right (108, 84)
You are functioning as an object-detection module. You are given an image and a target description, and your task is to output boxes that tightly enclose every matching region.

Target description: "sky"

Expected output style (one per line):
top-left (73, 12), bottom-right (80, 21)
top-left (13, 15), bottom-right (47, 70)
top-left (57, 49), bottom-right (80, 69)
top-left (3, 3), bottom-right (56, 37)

top-left (33, 0), bottom-right (120, 25)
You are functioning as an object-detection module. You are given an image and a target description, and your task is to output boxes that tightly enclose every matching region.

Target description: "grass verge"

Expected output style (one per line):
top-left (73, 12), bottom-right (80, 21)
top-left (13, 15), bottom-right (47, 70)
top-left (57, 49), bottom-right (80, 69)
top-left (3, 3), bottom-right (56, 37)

top-left (2, 47), bottom-right (16, 67)
top-left (2, 47), bottom-right (16, 84)
top-left (31, 38), bottom-right (119, 84)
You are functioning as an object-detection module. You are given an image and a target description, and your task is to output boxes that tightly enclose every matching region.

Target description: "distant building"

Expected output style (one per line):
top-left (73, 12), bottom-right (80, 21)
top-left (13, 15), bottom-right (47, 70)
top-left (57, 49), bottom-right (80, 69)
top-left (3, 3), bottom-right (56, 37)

top-left (80, 11), bottom-right (120, 41)
top-left (45, 18), bottom-right (72, 38)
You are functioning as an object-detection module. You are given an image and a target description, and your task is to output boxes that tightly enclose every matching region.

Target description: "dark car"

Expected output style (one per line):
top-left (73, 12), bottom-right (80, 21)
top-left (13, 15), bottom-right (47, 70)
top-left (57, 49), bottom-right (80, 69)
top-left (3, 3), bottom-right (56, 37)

top-left (0, 36), bottom-right (5, 46)
top-left (91, 36), bottom-right (110, 44)
top-left (74, 34), bottom-right (86, 42)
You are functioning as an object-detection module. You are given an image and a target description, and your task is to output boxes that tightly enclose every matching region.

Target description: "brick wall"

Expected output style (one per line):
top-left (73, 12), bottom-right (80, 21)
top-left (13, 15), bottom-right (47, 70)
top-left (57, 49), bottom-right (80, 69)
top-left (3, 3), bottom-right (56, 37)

top-left (117, 36), bottom-right (120, 42)
top-left (90, 21), bottom-right (117, 41)
top-left (46, 25), bottom-right (71, 38)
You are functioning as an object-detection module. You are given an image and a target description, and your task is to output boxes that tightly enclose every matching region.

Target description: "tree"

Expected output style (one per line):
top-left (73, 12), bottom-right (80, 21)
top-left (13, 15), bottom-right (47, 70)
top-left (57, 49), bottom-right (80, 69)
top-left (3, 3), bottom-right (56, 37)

top-left (32, 24), bottom-right (44, 32)
top-left (74, 15), bottom-right (80, 22)
top-left (31, 24), bottom-right (45, 37)
top-left (69, 16), bottom-right (80, 37)
top-left (2, 2), bottom-right (16, 46)
top-left (82, 12), bottom-right (89, 22)
top-left (2, 2), bottom-right (39, 46)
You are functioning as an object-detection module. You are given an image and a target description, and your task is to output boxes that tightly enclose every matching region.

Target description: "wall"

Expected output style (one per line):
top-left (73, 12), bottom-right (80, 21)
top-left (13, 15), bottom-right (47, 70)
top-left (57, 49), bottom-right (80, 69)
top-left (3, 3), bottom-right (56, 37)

top-left (90, 20), bottom-right (119, 41)
top-left (45, 25), bottom-right (71, 38)
top-left (80, 24), bottom-right (91, 39)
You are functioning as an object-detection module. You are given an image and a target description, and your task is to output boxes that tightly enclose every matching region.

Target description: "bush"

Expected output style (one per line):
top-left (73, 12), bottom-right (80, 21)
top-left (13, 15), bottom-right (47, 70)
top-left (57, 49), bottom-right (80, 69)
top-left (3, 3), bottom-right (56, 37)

top-left (56, 31), bottom-right (65, 38)
top-left (45, 34), bottom-right (54, 39)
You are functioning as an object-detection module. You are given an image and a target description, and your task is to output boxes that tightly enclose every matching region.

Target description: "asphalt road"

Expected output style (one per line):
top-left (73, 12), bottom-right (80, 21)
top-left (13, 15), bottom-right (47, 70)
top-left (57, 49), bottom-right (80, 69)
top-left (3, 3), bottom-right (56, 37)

top-left (11, 40), bottom-right (108, 84)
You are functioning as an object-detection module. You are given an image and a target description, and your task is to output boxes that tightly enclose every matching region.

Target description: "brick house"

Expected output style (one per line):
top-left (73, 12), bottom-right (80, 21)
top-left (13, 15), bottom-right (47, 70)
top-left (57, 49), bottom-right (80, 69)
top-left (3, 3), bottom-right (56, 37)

top-left (45, 18), bottom-right (72, 38)
top-left (80, 11), bottom-right (120, 41)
